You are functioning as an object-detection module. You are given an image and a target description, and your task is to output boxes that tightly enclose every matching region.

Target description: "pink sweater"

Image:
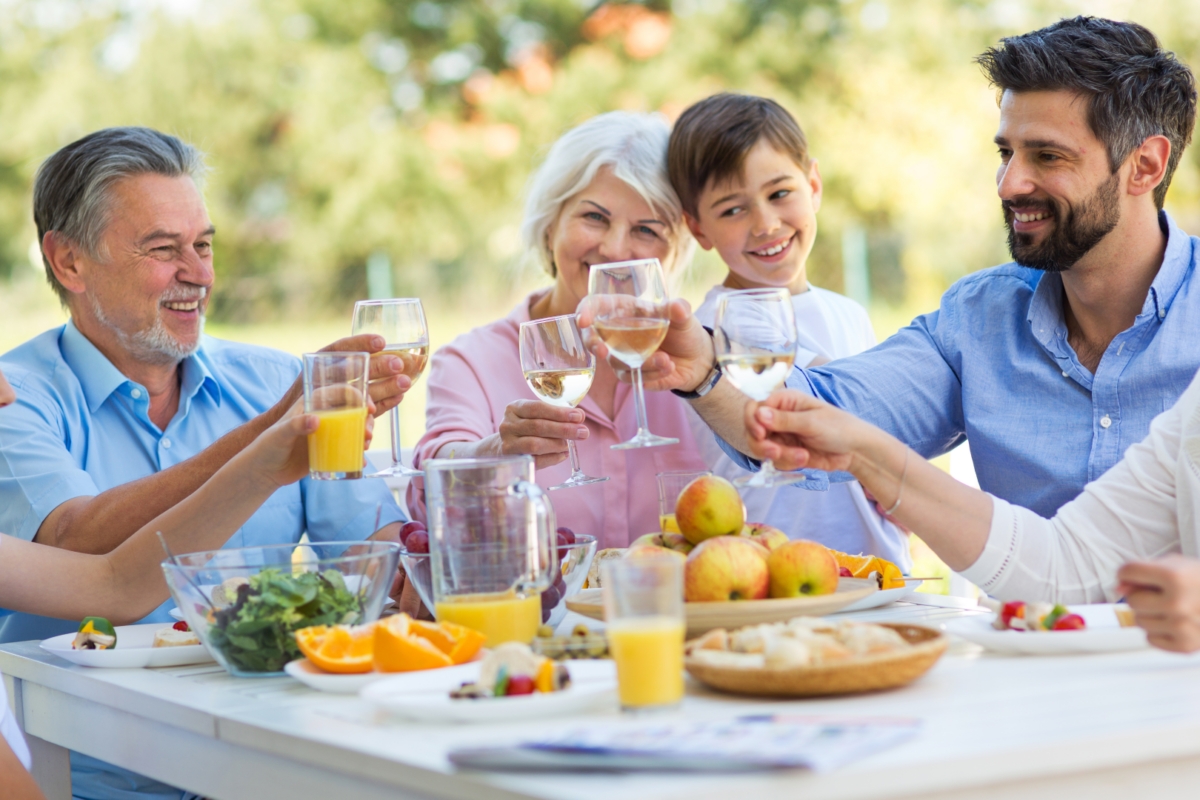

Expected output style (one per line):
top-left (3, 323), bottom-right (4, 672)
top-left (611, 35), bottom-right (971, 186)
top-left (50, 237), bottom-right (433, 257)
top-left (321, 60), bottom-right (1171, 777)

top-left (409, 290), bottom-right (708, 549)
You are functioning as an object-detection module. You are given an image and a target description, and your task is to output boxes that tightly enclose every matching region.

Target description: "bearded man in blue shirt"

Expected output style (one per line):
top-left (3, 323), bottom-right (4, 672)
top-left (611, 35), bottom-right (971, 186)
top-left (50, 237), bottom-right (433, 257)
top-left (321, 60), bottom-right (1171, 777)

top-left (580, 17), bottom-right (1200, 525)
top-left (0, 127), bottom-right (412, 800)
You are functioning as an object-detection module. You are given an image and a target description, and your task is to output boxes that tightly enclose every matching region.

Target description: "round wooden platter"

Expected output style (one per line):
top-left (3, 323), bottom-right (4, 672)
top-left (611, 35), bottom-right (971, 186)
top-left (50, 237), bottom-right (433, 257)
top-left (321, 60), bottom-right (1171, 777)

top-left (685, 623), bottom-right (948, 698)
top-left (565, 578), bottom-right (878, 637)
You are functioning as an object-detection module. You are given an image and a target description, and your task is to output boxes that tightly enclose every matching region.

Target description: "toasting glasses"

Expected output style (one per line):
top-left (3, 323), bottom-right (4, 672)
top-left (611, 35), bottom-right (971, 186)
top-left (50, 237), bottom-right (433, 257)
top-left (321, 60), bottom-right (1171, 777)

top-left (587, 258), bottom-right (678, 450)
top-left (350, 298), bottom-right (429, 479)
top-left (519, 314), bottom-right (609, 490)
top-left (713, 288), bottom-right (805, 488)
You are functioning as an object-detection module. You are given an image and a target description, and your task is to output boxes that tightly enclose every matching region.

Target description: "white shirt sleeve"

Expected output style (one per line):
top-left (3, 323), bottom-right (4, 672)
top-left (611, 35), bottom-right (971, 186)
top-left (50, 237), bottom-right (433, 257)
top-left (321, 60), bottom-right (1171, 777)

top-left (961, 385), bottom-right (1187, 603)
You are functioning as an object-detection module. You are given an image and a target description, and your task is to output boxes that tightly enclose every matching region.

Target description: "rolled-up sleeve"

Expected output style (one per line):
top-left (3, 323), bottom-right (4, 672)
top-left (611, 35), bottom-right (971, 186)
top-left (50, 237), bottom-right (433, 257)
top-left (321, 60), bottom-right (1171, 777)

top-left (0, 377), bottom-right (98, 542)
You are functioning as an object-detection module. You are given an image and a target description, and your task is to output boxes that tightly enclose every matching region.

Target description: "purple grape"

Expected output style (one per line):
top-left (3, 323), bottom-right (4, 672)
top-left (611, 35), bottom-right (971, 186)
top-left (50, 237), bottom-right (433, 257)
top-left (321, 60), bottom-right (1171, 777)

top-left (556, 527), bottom-right (577, 545)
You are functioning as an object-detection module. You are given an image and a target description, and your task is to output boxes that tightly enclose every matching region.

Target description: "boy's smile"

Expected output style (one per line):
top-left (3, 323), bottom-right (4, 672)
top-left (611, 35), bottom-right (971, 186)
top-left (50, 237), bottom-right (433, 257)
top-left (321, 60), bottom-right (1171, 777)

top-left (686, 139), bottom-right (822, 293)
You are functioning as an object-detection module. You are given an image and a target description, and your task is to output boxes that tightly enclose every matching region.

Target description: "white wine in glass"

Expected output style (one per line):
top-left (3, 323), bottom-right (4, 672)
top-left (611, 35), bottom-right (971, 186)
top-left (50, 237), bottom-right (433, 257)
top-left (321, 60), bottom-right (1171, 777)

top-left (588, 258), bottom-right (679, 450)
top-left (351, 298), bottom-right (429, 479)
top-left (519, 314), bottom-right (609, 490)
top-left (713, 288), bottom-right (805, 488)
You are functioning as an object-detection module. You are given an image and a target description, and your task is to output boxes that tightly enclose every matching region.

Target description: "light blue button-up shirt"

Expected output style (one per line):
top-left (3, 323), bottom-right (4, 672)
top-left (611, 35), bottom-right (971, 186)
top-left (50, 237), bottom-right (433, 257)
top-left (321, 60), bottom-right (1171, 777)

top-left (721, 211), bottom-right (1199, 518)
top-left (0, 322), bottom-right (406, 800)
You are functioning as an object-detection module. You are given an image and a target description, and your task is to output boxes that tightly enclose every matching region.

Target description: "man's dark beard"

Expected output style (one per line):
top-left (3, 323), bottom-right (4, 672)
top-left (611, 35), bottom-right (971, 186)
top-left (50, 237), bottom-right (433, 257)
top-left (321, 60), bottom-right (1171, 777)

top-left (1004, 171), bottom-right (1121, 273)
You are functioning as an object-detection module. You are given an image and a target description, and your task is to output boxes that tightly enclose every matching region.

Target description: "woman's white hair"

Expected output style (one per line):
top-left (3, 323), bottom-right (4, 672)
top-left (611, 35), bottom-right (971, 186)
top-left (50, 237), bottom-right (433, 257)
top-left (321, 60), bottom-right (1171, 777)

top-left (521, 110), bottom-right (695, 278)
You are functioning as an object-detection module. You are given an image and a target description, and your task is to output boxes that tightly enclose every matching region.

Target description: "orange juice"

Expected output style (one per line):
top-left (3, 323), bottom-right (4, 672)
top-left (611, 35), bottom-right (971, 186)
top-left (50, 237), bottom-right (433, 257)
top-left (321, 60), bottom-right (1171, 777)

top-left (659, 513), bottom-right (681, 534)
top-left (607, 616), bottom-right (685, 708)
top-left (307, 407), bottom-right (367, 474)
top-left (434, 593), bottom-right (541, 645)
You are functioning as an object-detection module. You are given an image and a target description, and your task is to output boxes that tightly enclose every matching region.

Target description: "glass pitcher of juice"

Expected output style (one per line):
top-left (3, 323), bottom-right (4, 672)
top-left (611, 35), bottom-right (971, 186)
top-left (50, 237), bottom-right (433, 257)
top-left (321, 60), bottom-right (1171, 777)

top-left (425, 455), bottom-right (555, 646)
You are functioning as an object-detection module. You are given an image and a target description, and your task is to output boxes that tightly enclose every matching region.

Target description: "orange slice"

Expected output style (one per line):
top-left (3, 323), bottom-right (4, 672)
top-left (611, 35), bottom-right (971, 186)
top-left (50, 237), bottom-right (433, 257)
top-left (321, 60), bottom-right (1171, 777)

top-left (373, 615), bottom-right (453, 673)
top-left (295, 625), bottom-right (374, 674)
top-left (831, 551), bottom-right (906, 590)
top-left (442, 622), bottom-right (487, 665)
top-left (408, 620), bottom-right (457, 655)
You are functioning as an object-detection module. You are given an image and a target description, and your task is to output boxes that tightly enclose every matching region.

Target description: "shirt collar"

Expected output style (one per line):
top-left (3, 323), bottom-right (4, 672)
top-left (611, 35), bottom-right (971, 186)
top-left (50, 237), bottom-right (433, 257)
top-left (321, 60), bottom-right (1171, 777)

top-left (1026, 209), bottom-right (1189, 346)
top-left (60, 320), bottom-right (221, 413)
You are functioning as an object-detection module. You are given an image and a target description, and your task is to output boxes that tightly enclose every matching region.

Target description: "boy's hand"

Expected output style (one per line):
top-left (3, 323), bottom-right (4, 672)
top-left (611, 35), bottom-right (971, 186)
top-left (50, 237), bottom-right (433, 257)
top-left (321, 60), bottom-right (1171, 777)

top-left (576, 297), bottom-right (715, 392)
top-left (249, 401), bottom-right (319, 488)
top-left (1116, 555), bottom-right (1200, 653)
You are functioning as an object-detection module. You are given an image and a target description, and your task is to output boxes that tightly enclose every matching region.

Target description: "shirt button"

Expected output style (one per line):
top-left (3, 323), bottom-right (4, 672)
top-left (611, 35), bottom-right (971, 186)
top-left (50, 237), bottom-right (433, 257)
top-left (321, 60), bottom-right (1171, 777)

top-left (1062, 371), bottom-right (1069, 377)
top-left (131, 388), bottom-right (142, 399)
top-left (162, 438), bottom-right (172, 449)
top-left (1100, 415), bottom-right (1112, 429)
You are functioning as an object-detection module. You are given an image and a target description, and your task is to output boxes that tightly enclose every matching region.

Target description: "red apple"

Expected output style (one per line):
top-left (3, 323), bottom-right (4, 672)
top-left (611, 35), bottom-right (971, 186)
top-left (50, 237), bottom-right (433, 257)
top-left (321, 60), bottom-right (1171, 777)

top-left (675, 476), bottom-right (746, 545)
top-left (767, 540), bottom-right (839, 598)
top-left (737, 523), bottom-right (789, 552)
top-left (683, 536), bottom-right (769, 602)
top-left (631, 532), bottom-right (694, 555)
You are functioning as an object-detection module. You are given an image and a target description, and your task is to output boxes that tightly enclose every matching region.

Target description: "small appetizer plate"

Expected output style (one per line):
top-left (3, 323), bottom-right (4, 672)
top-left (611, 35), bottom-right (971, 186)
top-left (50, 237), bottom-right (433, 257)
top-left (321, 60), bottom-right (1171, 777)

top-left (284, 659), bottom-right (394, 694)
top-left (361, 659), bottom-right (616, 723)
top-left (945, 604), bottom-right (1148, 655)
top-left (40, 622), bottom-right (215, 669)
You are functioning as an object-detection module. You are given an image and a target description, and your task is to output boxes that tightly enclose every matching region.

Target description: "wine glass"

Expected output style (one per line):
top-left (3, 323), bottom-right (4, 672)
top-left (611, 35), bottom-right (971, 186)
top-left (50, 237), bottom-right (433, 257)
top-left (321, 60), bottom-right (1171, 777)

top-left (713, 288), bottom-right (805, 488)
top-left (519, 315), bottom-right (610, 490)
top-left (587, 258), bottom-right (679, 450)
top-left (351, 298), bottom-right (429, 479)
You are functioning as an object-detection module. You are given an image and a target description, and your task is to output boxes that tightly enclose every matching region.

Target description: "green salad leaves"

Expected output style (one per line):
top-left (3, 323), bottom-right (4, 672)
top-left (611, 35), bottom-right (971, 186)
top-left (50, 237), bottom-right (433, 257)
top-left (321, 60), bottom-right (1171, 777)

top-left (208, 568), bottom-right (361, 673)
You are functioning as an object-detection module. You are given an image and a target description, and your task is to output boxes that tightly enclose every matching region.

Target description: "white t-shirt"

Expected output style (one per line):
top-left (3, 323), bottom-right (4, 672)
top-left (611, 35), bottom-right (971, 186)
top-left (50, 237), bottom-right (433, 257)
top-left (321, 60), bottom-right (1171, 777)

top-left (691, 283), bottom-right (911, 568)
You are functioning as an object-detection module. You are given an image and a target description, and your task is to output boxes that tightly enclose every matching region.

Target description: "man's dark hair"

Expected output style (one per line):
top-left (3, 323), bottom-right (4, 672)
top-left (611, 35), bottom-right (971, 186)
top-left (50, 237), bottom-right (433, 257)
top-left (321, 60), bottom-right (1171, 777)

top-left (976, 16), bottom-right (1197, 209)
top-left (668, 93), bottom-right (812, 219)
top-left (33, 127), bottom-right (207, 304)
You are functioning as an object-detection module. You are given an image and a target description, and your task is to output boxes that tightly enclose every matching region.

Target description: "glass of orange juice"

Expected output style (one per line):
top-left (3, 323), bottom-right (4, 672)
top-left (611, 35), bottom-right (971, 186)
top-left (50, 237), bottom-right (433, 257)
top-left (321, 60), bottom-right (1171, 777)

top-left (425, 455), bottom-right (555, 646)
top-left (601, 552), bottom-right (685, 713)
top-left (303, 352), bottom-right (370, 480)
top-left (656, 470), bottom-right (711, 534)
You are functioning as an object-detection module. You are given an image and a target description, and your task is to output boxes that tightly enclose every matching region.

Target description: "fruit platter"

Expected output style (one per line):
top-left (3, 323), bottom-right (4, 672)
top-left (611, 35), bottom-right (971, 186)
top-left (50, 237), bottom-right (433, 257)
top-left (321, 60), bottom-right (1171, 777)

top-left (683, 617), bottom-right (948, 697)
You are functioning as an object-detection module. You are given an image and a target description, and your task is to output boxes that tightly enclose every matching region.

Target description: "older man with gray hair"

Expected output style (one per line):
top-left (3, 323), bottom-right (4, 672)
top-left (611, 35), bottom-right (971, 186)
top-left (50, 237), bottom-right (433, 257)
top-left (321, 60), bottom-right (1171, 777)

top-left (0, 126), bottom-right (410, 800)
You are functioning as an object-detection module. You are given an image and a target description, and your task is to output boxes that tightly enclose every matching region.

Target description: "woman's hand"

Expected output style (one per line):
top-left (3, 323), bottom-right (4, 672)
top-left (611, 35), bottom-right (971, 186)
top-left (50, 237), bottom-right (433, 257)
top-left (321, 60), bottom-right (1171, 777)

top-left (441, 400), bottom-right (587, 470)
top-left (1116, 555), bottom-right (1200, 653)
top-left (743, 390), bottom-right (872, 472)
top-left (576, 297), bottom-right (715, 393)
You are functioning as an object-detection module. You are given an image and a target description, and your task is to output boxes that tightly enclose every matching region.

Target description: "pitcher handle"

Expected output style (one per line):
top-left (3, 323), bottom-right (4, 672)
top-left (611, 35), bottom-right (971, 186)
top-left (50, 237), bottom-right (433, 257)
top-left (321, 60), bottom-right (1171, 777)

top-left (509, 479), bottom-right (556, 593)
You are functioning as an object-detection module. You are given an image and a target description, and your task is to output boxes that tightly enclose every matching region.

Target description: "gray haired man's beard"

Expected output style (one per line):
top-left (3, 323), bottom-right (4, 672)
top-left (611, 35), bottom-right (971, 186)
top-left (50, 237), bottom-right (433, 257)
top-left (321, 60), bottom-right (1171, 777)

top-left (1004, 171), bottom-right (1121, 274)
top-left (90, 297), bottom-right (205, 366)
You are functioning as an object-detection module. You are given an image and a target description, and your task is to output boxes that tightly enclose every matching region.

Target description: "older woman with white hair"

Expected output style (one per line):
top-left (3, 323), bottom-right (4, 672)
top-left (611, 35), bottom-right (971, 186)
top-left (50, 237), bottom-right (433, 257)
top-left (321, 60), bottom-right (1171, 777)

top-left (409, 111), bottom-right (707, 548)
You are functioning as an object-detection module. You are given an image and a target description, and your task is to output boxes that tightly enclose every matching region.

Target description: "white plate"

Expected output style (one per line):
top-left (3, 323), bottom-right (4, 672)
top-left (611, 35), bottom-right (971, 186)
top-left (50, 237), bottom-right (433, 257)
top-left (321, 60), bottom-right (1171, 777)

top-left (834, 581), bottom-right (923, 613)
top-left (284, 659), bottom-right (393, 694)
top-left (945, 604), bottom-right (1148, 655)
top-left (40, 623), bottom-right (215, 668)
top-left (361, 659), bottom-right (617, 723)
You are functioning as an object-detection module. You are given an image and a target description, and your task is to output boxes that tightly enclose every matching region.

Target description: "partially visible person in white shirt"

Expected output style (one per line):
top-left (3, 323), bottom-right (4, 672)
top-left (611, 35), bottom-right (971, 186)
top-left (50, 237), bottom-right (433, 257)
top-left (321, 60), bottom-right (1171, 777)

top-left (667, 93), bottom-right (910, 569)
top-left (739, 363), bottom-right (1200, 653)
top-left (0, 364), bottom-right (354, 797)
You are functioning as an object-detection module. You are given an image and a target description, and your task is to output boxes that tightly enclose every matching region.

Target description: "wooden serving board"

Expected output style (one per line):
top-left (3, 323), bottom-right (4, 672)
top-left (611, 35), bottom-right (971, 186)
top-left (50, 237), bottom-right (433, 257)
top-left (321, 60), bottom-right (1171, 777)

top-left (565, 578), bottom-right (877, 637)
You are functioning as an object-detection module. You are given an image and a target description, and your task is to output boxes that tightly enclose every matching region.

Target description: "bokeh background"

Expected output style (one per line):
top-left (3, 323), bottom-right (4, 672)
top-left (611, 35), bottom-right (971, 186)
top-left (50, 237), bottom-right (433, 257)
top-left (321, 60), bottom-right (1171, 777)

top-left (2, 0), bottom-right (1198, 588)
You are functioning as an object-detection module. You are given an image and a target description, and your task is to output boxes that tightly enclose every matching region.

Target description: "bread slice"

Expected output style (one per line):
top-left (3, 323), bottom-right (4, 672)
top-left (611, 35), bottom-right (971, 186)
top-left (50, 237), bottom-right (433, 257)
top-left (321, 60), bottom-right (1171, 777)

top-left (153, 628), bottom-right (200, 648)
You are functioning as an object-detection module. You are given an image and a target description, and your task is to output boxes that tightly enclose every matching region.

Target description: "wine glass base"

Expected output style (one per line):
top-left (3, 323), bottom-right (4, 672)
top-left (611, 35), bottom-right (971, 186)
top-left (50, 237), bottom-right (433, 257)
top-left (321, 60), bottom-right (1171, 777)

top-left (365, 465), bottom-right (425, 479)
top-left (548, 475), bottom-right (610, 490)
top-left (734, 471), bottom-right (808, 489)
top-left (611, 433), bottom-right (679, 450)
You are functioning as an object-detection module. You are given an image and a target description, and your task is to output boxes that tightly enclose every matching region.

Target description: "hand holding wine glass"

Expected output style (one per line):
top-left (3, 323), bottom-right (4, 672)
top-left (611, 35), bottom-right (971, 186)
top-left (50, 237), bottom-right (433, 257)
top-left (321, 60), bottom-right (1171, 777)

top-left (519, 315), bottom-right (609, 490)
top-left (350, 298), bottom-right (429, 479)
top-left (586, 258), bottom-right (679, 449)
top-left (713, 288), bottom-right (806, 487)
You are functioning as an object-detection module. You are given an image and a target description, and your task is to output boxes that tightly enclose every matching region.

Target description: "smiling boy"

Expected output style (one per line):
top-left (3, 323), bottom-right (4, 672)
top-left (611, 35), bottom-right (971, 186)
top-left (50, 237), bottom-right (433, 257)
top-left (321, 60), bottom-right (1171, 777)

top-left (666, 93), bottom-right (910, 566)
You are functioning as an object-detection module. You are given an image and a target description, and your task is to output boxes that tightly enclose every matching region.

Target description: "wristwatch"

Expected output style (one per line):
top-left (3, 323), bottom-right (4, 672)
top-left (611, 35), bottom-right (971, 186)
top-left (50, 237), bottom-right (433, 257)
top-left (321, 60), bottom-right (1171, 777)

top-left (671, 326), bottom-right (722, 400)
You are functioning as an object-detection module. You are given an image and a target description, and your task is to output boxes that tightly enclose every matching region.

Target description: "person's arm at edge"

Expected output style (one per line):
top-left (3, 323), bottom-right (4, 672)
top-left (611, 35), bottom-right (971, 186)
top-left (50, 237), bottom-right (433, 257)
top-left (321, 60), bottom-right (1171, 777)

top-left (0, 735), bottom-right (43, 800)
top-left (33, 334), bottom-right (411, 556)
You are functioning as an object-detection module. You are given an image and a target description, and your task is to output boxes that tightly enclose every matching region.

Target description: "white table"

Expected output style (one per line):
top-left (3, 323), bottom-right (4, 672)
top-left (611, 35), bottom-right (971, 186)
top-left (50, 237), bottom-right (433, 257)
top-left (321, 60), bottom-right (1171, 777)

top-left (6, 597), bottom-right (1200, 800)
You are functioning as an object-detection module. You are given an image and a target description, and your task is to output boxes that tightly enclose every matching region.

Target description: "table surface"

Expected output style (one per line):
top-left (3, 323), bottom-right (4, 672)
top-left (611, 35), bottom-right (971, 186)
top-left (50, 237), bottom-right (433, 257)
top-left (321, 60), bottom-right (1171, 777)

top-left (6, 596), bottom-right (1200, 800)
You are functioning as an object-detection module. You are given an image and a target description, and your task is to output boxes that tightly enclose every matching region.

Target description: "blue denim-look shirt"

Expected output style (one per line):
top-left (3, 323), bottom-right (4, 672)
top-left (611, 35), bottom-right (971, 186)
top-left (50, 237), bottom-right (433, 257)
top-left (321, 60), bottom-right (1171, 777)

top-left (721, 211), bottom-right (1199, 518)
top-left (0, 321), bottom-right (405, 800)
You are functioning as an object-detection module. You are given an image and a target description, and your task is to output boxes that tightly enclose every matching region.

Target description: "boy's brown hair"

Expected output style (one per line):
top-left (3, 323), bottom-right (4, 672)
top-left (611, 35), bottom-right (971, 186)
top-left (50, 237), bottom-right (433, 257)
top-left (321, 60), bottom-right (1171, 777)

top-left (668, 93), bottom-right (812, 219)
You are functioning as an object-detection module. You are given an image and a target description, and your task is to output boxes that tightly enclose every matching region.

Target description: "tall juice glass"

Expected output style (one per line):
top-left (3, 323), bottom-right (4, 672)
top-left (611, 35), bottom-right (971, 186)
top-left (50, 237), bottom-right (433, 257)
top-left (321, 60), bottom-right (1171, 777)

top-left (656, 470), bottom-right (711, 534)
top-left (303, 352), bottom-right (370, 480)
top-left (425, 455), bottom-right (555, 645)
top-left (601, 552), bottom-right (685, 712)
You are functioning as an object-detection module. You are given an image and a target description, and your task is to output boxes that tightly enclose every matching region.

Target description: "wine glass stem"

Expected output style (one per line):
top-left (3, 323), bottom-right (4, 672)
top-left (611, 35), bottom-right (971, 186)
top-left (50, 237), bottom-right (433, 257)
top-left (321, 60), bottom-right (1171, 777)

top-left (631, 366), bottom-right (652, 435)
top-left (566, 438), bottom-right (584, 478)
top-left (389, 405), bottom-right (404, 469)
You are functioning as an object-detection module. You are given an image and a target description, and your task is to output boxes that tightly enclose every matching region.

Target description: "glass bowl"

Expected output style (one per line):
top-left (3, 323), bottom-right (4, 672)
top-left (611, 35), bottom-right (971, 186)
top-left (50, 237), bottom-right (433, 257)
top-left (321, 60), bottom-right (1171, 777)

top-left (162, 541), bottom-right (400, 677)
top-left (400, 534), bottom-right (596, 631)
